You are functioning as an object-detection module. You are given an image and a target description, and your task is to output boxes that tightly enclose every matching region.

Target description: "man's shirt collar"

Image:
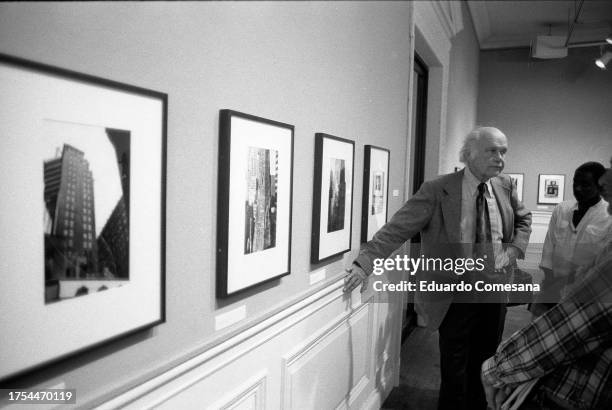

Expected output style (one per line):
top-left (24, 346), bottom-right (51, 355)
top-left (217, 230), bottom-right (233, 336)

top-left (463, 166), bottom-right (493, 197)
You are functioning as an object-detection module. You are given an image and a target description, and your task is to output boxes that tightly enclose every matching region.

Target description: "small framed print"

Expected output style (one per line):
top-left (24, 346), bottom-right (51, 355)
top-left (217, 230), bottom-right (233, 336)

top-left (506, 173), bottom-right (524, 202)
top-left (538, 174), bottom-right (565, 205)
top-left (217, 109), bottom-right (294, 298)
top-left (311, 133), bottom-right (355, 263)
top-left (0, 54), bottom-right (166, 381)
top-left (361, 145), bottom-right (390, 242)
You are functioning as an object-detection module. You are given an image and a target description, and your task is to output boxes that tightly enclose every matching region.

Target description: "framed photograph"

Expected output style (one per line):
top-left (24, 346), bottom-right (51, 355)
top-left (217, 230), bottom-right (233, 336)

top-left (361, 145), bottom-right (390, 242)
top-left (217, 110), bottom-right (294, 298)
top-left (506, 173), bottom-right (524, 202)
top-left (311, 133), bottom-right (355, 263)
top-left (538, 174), bottom-right (565, 205)
top-left (0, 54), bottom-right (166, 380)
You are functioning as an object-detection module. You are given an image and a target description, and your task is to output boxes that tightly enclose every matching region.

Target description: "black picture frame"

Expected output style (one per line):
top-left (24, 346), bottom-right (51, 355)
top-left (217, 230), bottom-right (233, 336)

top-left (0, 53), bottom-right (166, 381)
top-left (217, 109), bottom-right (294, 298)
top-left (361, 145), bottom-right (390, 243)
top-left (311, 133), bottom-right (355, 263)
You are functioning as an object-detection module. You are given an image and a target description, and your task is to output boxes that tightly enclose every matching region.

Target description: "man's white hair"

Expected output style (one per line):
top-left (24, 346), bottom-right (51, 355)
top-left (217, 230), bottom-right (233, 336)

top-left (459, 126), bottom-right (505, 164)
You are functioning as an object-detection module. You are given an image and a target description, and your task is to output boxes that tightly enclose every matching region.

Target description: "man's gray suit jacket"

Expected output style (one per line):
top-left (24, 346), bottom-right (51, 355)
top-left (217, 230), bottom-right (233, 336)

top-left (355, 169), bottom-right (532, 330)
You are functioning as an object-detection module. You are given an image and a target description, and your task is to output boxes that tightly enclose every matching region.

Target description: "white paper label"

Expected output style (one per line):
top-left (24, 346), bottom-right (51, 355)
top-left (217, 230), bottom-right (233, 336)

top-left (215, 305), bottom-right (247, 331)
top-left (309, 268), bottom-right (327, 285)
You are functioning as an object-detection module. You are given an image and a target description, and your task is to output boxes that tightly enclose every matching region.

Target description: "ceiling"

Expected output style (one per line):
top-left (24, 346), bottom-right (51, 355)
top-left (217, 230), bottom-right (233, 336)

top-left (467, 0), bottom-right (612, 50)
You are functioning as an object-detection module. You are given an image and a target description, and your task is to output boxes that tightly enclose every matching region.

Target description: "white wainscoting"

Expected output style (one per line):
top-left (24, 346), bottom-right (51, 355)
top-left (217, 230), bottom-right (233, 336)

top-left (281, 302), bottom-right (372, 410)
top-left (97, 278), bottom-right (401, 410)
top-left (211, 372), bottom-right (267, 410)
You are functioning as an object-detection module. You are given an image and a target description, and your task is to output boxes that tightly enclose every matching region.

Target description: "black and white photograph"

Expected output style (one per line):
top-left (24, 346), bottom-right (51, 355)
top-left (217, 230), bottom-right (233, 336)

top-left (244, 146), bottom-right (278, 254)
top-left (538, 174), bottom-right (565, 205)
top-left (327, 158), bottom-right (346, 232)
top-left (372, 171), bottom-right (385, 215)
top-left (0, 53), bottom-right (166, 382)
top-left (43, 121), bottom-right (130, 303)
top-left (311, 133), bottom-right (354, 263)
top-left (2, 1), bottom-right (612, 409)
top-left (362, 145), bottom-right (390, 242)
top-left (217, 109), bottom-right (293, 298)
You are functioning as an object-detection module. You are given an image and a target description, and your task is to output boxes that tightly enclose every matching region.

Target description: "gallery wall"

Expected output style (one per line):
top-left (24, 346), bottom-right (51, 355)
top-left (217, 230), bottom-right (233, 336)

top-left (0, 1), bottom-right (414, 404)
top-left (411, 0), bottom-right (480, 181)
top-left (478, 47), bottom-right (612, 214)
top-left (442, 1), bottom-right (480, 173)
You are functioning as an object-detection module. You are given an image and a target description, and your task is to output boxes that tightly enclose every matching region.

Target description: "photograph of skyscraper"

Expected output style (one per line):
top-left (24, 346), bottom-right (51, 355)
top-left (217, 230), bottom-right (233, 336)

top-left (42, 121), bottom-right (130, 303)
top-left (244, 146), bottom-right (278, 255)
top-left (327, 158), bottom-right (346, 233)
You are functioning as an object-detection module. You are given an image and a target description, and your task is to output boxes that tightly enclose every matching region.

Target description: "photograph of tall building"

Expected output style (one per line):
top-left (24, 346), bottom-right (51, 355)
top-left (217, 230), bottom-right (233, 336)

top-left (327, 158), bottom-right (346, 232)
top-left (372, 171), bottom-right (385, 215)
top-left (42, 121), bottom-right (130, 303)
top-left (244, 146), bottom-right (278, 255)
top-left (44, 144), bottom-right (98, 280)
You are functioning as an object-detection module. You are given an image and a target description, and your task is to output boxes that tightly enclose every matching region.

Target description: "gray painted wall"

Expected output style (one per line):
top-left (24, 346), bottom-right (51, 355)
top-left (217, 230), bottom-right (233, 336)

top-left (478, 47), bottom-right (612, 211)
top-left (443, 1), bottom-right (480, 173)
top-left (0, 1), bottom-right (414, 403)
top-left (0, 1), bottom-right (485, 404)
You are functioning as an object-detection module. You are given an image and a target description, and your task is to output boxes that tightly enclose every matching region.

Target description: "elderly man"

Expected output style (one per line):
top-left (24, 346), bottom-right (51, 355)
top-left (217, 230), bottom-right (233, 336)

top-left (482, 167), bottom-right (612, 410)
top-left (343, 126), bottom-right (532, 410)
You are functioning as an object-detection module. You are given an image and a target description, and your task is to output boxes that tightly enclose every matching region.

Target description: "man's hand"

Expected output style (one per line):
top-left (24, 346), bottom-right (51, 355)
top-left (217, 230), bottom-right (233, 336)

top-left (494, 386), bottom-right (511, 410)
top-left (481, 373), bottom-right (511, 410)
top-left (505, 246), bottom-right (520, 266)
top-left (343, 264), bottom-right (368, 293)
top-left (482, 373), bottom-right (497, 410)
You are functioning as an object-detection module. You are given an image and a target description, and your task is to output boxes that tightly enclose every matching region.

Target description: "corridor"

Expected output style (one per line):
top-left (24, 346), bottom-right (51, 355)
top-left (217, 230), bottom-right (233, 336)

top-left (382, 306), bottom-right (533, 409)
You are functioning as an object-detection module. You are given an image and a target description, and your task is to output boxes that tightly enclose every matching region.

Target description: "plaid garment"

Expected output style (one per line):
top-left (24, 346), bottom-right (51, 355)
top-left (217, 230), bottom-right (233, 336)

top-left (482, 249), bottom-right (612, 409)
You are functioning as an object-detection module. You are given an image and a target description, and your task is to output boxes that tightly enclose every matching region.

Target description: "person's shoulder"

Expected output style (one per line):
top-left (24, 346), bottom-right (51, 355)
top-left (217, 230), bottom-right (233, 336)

top-left (489, 174), bottom-right (512, 192)
top-left (413, 171), bottom-right (460, 196)
top-left (556, 200), bottom-right (577, 212)
top-left (494, 173), bottom-right (514, 187)
top-left (595, 199), bottom-right (611, 215)
top-left (426, 171), bottom-right (461, 186)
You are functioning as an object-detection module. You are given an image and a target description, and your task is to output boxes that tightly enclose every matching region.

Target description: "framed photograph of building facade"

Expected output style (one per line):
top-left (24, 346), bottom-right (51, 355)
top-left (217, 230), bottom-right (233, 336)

top-left (0, 54), bottom-right (166, 381)
top-left (217, 110), bottom-right (294, 298)
top-left (361, 145), bottom-right (390, 242)
top-left (538, 174), bottom-right (565, 205)
top-left (311, 133), bottom-right (355, 263)
top-left (506, 173), bottom-right (524, 202)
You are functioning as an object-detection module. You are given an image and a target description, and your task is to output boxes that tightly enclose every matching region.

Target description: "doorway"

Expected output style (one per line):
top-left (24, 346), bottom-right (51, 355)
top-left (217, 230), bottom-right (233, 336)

top-left (402, 54), bottom-right (429, 342)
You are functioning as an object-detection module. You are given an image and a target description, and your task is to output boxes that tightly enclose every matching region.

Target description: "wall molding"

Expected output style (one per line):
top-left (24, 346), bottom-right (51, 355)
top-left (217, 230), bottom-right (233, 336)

top-left (97, 278), bottom-right (373, 409)
top-left (413, 1), bottom-right (451, 180)
top-left (212, 372), bottom-right (267, 410)
top-left (531, 209), bottom-right (552, 222)
top-left (466, 1), bottom-right (490, 49)
top-left (281, 303), bottom-right (371, 409)
top-left (431, 1), bottom-right (463, 39)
